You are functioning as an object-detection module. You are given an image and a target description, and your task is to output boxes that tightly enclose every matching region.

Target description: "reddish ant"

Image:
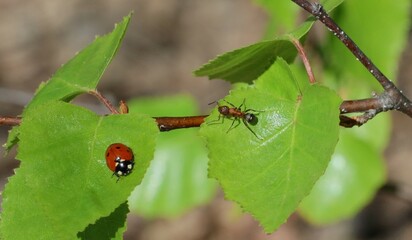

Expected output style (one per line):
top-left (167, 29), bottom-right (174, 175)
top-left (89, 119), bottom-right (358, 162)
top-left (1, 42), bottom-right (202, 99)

top-left (208, 99), bottom-right (263, 140)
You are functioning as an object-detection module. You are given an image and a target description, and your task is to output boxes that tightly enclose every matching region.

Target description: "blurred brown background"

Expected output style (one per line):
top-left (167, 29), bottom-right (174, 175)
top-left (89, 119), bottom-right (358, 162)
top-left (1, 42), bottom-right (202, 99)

top-left (1, 0), bottom-right (412, 239)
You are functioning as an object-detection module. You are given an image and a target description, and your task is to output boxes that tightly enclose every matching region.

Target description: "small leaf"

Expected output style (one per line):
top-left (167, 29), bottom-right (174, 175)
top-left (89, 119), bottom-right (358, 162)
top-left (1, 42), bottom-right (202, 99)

top-left (200, 59), bottom-right (342, 232)
top-left (27, 13), bottom-right (132, 108)
top-left (194, 39), bottom-right (297, 84)
top-left (0, 101), bottom-right (158, 239)
top-left (299, 130), bottom-right (385, 224)
top-left (127, 95), bottom-right (217, 218)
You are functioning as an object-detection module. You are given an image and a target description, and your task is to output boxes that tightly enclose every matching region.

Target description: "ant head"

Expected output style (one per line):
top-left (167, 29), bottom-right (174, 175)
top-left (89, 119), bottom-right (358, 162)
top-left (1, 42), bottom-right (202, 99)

top-left (245, 113), bottom-right (258, 125)
top-left (218, 106), bottom-right (230, 115)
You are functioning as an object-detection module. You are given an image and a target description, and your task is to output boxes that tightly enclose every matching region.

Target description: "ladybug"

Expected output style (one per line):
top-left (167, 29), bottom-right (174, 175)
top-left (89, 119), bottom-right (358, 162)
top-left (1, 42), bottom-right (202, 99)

top-left (105, 143), bottom-right (135, 180)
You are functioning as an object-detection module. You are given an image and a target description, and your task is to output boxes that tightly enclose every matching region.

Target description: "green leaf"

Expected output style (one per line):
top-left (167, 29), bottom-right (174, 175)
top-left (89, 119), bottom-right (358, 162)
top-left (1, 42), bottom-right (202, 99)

top-left (194, 39), bottom-right (297, 84)
top-left (0, 101), bottom-right (158, 239)
top-left (299, 130), bottom-right (385, 224)
top-left (127, 95), bottom-right (217, 218)
top-left (193, 0), bottom-right (344, 84)
top-left (200, 59), bottom-right (342, 232)
top-left (27, 13), bottom-right (131, 107)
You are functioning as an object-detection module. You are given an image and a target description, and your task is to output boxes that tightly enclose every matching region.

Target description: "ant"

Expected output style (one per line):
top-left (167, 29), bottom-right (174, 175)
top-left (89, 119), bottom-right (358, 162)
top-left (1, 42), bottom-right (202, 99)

top-left (208, 99), bottom-right (263, 140)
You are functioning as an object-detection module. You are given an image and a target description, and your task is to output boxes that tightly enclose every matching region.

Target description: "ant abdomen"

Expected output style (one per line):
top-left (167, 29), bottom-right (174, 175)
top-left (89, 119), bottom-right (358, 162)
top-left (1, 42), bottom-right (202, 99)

top-left (244, 113), bottom-right (258, 125)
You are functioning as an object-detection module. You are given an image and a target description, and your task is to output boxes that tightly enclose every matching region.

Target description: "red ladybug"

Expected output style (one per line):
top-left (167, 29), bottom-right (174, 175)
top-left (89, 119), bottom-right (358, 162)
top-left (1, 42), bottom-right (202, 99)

top-left (105, 143), bottom-right (135, 180)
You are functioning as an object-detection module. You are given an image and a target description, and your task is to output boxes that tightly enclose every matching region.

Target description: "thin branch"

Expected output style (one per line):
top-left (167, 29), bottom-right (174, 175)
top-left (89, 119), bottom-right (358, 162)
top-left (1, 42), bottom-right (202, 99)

top-left (0, 116), bottom-right (21, 126)
top-left (0, 114), bottom-right (207, 132)
top-left (0, 94), bottom-right (399, 129)
top-left (155, 116), bottom-right (207, 131)
top-left (88, 90), bottom-right (119, 114)
top-left (289, 36), bottom-right (316, 84)
top-left (340, 98), bottom-right (381, 114)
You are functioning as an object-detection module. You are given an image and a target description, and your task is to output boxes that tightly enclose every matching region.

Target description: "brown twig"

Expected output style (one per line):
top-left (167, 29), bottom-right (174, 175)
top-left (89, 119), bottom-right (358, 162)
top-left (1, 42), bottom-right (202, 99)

top-left (88, 90), bottom-right (119, 114)
top-left (0, 89), bottom-right (207, 130)
top-left (0, 96), bottom-right (400, 129)
top-left (289, 36), bottom-right (316, 84)
top-left (0, 116), bottom-right (21, 126)
top-left (0, 114), bottom-right (207, 132)
top-left (340, 98), bottom-right (382, 114)
top-left (155, 116), bottom-right (207, 131)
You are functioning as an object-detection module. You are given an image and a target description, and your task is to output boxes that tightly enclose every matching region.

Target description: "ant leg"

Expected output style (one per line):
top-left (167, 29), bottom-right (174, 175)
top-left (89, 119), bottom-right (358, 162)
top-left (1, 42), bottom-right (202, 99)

top-left (222, 99), bottom-right (236, 108)
top-left (244, 99), bottom-right (264, 114)
top-left (207, 113), bottom-right (224, 125)
top-left (238, 98), bottom-right (246, 110)
top-left (227, 118), bottom-right (241, 133)
top-left (208, 101), bottom-right (223, 125)
top-left (239, 99), bottom-right (263, 114)
top-left (243, 119), bottom-right (263, 140)
top-left (244, 108), bottom-right (264, 114)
